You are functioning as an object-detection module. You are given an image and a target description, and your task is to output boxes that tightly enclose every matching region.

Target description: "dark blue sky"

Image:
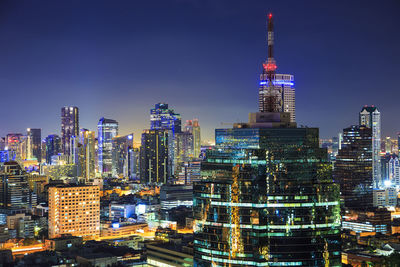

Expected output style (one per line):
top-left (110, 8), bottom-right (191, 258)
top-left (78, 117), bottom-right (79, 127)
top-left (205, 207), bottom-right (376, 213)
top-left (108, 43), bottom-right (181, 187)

top-left (0, 0), bottom-right (399, 142)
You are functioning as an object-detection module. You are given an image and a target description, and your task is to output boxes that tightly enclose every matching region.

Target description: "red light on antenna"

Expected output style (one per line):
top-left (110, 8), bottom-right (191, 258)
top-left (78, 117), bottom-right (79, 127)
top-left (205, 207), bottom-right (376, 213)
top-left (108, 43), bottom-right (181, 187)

top-left (268, 13), bottom-right (272, 19)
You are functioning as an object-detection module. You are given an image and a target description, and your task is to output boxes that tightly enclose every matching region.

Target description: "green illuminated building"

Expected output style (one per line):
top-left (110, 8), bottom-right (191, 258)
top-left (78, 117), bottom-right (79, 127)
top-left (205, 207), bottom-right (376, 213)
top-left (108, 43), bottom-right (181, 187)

top-left (193, 112), bottom-right (341, 266)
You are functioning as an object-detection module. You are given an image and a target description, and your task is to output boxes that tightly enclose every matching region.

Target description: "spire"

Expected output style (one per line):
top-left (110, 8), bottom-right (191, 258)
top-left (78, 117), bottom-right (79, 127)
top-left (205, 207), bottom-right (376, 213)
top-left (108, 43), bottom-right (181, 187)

top-left (260, 13), bottom-right (280, 113)
top-left (263, 13), bottom-right (277, 74)
top-left (268, 13), bottom-right (274, 60)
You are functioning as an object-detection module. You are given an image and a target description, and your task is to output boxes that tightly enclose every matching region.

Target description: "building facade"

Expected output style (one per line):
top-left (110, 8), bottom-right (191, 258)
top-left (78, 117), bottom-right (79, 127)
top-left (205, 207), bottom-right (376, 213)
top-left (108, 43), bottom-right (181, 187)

top-left (48, 185), bottom-right (100, 239)
top-left (45, 135), bottom-right (62, 164)
top-left (140, 129), bottom-right (169, 184)
top-left (193, 113), bottom-right (341, 266)
top-left (0, 161), bottom-right (30, 210)
top-left (80, 129), bottom-right (96, 180)
top-left (98, 118), bottom-right (118, 177)
top-left (334, 125), bottom-right (373, 210)
top-left (359, 106), bottom-right (381, 187)
top-left (26, 128), bottom-right (41, 162)
top-left (61, 106), bottom-right (79, 156)
top-left (112, 134), bottom-right (133, 178)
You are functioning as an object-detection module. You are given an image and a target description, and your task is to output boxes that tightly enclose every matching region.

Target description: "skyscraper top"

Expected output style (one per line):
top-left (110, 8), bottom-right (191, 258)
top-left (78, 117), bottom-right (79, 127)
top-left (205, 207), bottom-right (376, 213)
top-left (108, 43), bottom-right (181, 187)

top-left (360, 105), bottom-right (379, 113)
top-left (263, 13), bottom-right (277, 74)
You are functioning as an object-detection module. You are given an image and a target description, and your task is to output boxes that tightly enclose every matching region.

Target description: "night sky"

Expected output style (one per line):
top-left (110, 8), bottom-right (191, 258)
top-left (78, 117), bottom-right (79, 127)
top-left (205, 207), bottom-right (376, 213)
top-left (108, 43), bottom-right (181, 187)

top-left (0, 0), bottom-right (399, 142)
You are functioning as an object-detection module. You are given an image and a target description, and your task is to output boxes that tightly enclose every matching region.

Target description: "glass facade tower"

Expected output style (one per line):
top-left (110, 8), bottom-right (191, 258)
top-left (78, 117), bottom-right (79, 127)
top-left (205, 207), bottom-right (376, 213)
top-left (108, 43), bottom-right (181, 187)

top-left (359, 106), bottom-right (381, 187)
top-left (334, 125), bottom-right (373, 211)
top-left (193, 113), bottom-right (341, 266)
top-left (27, 128), bottom-right (41, 162)
top-left (61, 106), bottom-right (79, 156)
top-left (98, 117), bottom-right (118, 177)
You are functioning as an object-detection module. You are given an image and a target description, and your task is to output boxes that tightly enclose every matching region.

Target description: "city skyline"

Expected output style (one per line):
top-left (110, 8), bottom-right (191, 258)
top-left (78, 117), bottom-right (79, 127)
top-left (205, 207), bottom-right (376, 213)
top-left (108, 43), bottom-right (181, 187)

top-left (1, 0), bottom-right (400, 142)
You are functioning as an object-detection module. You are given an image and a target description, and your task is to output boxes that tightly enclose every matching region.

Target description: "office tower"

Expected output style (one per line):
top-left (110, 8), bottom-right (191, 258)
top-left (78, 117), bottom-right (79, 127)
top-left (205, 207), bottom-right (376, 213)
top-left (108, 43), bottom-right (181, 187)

top-left (27, 128), bottom-right (41, 162)
top-left (176, 160), bottom-right (201, 185)
top-left (359, 105), bottom-right (381, 187)
top-left (97, 118), bottom-right (118, 177)
top-left (48, 185), bottom-right (100, 239)
top-left (0, 161), bottom-right (30, 210)
top-left (151, 103), bottom-right (181, 174)
top-left (45, 135), bottom-right (62, 164)
top-left (61, 106), bottom-right (79, 156)
top-left (193, 113), bottom-right (341, 266)
top-left (334, 125), bottom-right (373, 210)
top-left (387, 155), bottom-right (400, 187)
top-left (112, 134), bottom-right (133, 177)
top-left (70, 136), bottom-right (85, 177)
top-left (6, 133), bottom-right (23, 160)
top-left (150, 103), bottom-right (182, 134)
top-left (140, 129), bottom-right (169, 184)
top-left (258, 14), bottom-right (295, 122)
top-left (174, 131), bottom-right (194, 166)
top-left (80, 129), bottom-right (96, 180)
top-left (18, 135), bottom-right (29, 160)
top-left (184, 119), bottom-right (201, 158)
top-left (128, 147), bottom-right (140, 179)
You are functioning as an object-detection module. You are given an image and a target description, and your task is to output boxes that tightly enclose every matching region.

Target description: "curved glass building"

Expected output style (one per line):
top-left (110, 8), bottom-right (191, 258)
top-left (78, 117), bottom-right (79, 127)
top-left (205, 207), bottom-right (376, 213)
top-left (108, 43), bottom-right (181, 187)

top-left (193, 113), bottom-right (341, 266)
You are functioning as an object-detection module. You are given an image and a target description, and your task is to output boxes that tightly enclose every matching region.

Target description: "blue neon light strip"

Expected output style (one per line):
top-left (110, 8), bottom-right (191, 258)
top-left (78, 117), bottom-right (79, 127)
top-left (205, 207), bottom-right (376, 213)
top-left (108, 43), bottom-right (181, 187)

top-left (260, 80), bottom-right (294, 86)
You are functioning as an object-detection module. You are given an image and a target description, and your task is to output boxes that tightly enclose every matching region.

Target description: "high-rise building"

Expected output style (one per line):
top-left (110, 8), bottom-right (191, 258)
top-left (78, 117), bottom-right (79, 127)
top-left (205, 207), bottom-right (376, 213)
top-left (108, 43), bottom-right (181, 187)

top-left (6, 133), bottom-right (23, 160)
top-left (140, 129), bottom-right (169, 184)
top-left (80, 129), bottom-right (96, 181)
top-left (45, 135), bottom-right (62, 164)
top-left (0, 161), bottom-right (30, 210)
top-left (194, 113), bottom-right (341, 266)
top-left (27, 128), bottom-right (41, 162)
top-left (150, 103), bottom-right (181, 134)
top-left (334, 125), bottom-right (373, 210)
top-left (48, 185), bottom-right (100, 239)
top-left (112, 134), bottom-right (133, 177)
top-left (97, 118), bottom-right (118, 177)
top-left (193, 14), bottom-right (340, 266)
top-left (128, 147), bottom-right (140, 180)
top-left (174, 131), bottom-right (194, 165)
top-left (184, 119), bottom-right (201, 158)
top-left (70, 135), bottom-right (85, 177)
top-left (61, 106), bottom-right (79, 156)
top-left (151, 103), bottom-right (182, 174)
top-left (381, 154), bottom-right (400, 187)
top-left (258, 14), bottom-right (295, 122)
top-left (359, 105), bottom-right (381, 187)
top-left (176, 160), bottom-right (201, 185)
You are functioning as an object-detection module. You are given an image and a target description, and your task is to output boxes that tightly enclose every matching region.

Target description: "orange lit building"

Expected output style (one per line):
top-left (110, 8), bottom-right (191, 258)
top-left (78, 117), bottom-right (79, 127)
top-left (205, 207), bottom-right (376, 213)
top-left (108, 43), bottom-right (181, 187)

top-left (48, 185), bottom-right (100, 240)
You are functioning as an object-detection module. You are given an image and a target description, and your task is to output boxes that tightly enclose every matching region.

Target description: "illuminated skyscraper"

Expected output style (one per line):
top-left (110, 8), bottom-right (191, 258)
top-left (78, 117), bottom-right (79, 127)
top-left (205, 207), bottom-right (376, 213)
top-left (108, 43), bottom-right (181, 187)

top-left (359, 105), bottom-right (381, 187)
top-left (0, 161), bottom-right (30, 210)
top-left (184, 119), bottom-right (201, 158)
top-left (194, 113), bottom-right (341, 266)
top-left (61, 106), bottom-right (79, 156)
top-left (27, 128), bottom-right (41, 162)
top-left (150, 103), bottom-right (181, 134)
top-left (98, 118), bottom-right (118, 177)
top-left (48, 185), bottom-right (100, 239)
top-left (6, 133), bottom-right (23, 160)
top-left (258, 14), bottom-right (295, 122)
top-left (140, 129), bottom-right (169, 184)
top-left (45, 135), bottom-right (62, 164)
top-left (193, 14), bottom-right (339, 266)
top-left (112, 134), bottom-right (133, 177)
top-left (80, 129), bottom-right (96, 181)
top-left (334, 125), bottom-right (373, 210)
